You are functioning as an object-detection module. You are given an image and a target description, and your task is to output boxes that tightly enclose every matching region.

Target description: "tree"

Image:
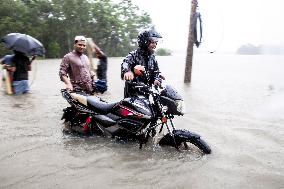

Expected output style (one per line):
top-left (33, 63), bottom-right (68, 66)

top-left (47, 41), bottom-right (60, 58)
top-left (0, 0), bottom-right (152, 58)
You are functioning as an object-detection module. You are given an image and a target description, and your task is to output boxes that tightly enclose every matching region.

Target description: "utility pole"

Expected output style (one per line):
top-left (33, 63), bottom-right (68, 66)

top-left (184, 0), bottom-right (198, 83)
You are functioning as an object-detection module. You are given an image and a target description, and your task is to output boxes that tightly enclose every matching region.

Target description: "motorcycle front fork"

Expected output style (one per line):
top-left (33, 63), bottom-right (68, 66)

top-left (138, 116), bottom-right (180, 149)
top-left (159, 116), bottom-right (180, 149)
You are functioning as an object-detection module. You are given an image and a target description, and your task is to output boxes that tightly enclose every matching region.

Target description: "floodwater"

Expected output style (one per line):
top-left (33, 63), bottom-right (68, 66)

top-left (0, 54), bottom-right (283, 189)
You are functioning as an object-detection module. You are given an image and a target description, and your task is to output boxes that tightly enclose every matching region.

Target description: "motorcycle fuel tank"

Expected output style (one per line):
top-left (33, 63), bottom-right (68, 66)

top-left (119, 96), bottom-right (153, 119)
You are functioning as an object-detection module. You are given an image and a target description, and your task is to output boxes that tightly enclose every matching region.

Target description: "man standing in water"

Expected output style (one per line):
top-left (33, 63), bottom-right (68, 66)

top-left (59, 36), bottom-right (96, 95)
top-left (87, 38), bottom-right (108, 93)
top-left (121, 26), bottom-right (163, 98)
top-left (1, 51), bottom-right (36, 95)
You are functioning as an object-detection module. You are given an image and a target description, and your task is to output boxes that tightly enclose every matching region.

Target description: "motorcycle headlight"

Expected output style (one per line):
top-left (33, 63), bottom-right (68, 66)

top-left (176, 100), bottom-right (186, 114)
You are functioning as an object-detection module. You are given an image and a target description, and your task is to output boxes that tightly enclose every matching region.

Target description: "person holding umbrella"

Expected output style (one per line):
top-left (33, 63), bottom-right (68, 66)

top-left (1, 33), bottom-right (45, 95)
top-left (1, 51), bottom-right (36, 95)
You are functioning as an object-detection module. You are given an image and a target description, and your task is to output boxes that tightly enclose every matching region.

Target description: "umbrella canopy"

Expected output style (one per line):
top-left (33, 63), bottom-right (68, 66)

top-left (1, 33), bottom-right (45, 56)
top-left (1, 54), bottom-right (14, 66)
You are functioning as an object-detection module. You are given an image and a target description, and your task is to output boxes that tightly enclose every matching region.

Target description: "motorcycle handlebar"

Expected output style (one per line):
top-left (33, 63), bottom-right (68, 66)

top-left (126, 81), bottom-right (148, 88)
top-left (125, 81), bottom-right (151, 94)
top-left (125, 81), bottom-right (164, 96)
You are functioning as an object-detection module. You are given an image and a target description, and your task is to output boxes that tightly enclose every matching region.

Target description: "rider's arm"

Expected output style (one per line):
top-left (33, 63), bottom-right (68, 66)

top-left (153, 57), bottom-right (162, 85)
top-left (121, 52), bottom-right (135, 80)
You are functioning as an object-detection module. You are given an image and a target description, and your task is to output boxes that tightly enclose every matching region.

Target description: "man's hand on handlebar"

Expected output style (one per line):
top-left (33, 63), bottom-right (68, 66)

top-left (123, 71), bottom-right (134, 81)
top-left (154, 79), bottom-right (161, 86)
top-left (159, 74), bottom-right (165, 80)
top-left (66, 83), bottom-right (73, 91)
top-left (133, 65), bottom-right (145, 76)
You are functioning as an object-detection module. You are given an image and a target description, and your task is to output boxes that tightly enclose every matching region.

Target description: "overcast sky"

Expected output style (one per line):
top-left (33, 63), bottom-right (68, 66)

top-left (132, 0), bottom-right (284, 54)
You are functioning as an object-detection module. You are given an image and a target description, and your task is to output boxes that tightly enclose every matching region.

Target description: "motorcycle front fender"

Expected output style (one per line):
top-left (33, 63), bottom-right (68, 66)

top-left (174, 129), bottom-right (201, 141)
top-left (158, 129), bottom-right (200, 146)
top-left (159, 129), bottom-right (211, 154)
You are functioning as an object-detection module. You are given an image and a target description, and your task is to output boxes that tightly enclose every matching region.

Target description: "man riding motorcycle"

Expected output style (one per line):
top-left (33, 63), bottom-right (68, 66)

top-left (121, 26), bottom-right (163, 98)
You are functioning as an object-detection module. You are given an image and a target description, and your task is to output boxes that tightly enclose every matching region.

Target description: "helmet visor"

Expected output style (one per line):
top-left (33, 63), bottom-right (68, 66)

top-left (149, 37), bottom-right (161, 43)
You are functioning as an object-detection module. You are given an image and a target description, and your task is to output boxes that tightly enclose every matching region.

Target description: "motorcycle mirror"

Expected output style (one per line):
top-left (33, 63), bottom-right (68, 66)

top-left (159, 74), bottom-right (165, 80)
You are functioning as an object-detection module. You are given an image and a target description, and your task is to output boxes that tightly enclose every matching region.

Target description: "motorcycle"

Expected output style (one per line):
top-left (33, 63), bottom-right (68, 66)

top-left (61, 74), bottom-right (211, 154)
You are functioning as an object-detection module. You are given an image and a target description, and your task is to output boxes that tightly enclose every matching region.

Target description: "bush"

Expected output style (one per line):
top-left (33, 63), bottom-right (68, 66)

top-left (47, 42), bottom-right (61, 58)
top-left (155, 48), bottom-right (172, 56)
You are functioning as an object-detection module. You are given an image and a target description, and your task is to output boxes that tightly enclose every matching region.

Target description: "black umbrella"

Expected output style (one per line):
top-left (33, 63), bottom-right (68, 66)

top-left (1, 33), bottom-right (45, 56)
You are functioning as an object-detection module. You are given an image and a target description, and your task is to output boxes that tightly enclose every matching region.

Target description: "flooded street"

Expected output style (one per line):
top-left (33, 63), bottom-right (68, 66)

top-left (0, 54), bottom-right (283, 189)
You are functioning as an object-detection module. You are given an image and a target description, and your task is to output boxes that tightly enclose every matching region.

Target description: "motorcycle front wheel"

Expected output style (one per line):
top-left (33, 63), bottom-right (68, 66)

top-left (186, 137), bottom-right (211, 154)
top-left (158, 130), bottom-right (211, 154)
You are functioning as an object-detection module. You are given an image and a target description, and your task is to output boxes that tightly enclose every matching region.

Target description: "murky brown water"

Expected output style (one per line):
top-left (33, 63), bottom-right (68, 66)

top-left (0, 54), bottom-right (283, 189)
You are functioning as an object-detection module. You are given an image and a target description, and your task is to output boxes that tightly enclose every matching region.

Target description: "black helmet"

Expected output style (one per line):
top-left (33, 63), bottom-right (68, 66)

top-left (137, 26), bottom-right (162, 49)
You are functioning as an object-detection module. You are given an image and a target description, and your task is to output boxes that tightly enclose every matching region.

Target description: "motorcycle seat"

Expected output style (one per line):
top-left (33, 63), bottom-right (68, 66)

top-left (87, 97), bottom-right (117, 114)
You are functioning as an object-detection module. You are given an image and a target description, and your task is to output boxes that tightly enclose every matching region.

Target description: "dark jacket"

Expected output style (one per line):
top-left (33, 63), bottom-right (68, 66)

top-left (121, 48), bottom-right (161, 97)
top-left (96, 53), bottom-right (108, 81)
top-left (11, 53), bottom-right (31, 81)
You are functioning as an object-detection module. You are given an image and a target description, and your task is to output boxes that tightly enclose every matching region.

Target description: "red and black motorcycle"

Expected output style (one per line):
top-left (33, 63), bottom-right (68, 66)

top-left (61, 76), bottom-right (211, 154)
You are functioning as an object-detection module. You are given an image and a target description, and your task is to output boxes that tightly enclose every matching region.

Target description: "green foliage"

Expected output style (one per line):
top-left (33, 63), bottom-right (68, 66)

top-left (155, 48), bottom-right (172, 56)
top-left (0, 0), bottom-right (152, 58)
top-left (47, 41), bottom-right (60, 58)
